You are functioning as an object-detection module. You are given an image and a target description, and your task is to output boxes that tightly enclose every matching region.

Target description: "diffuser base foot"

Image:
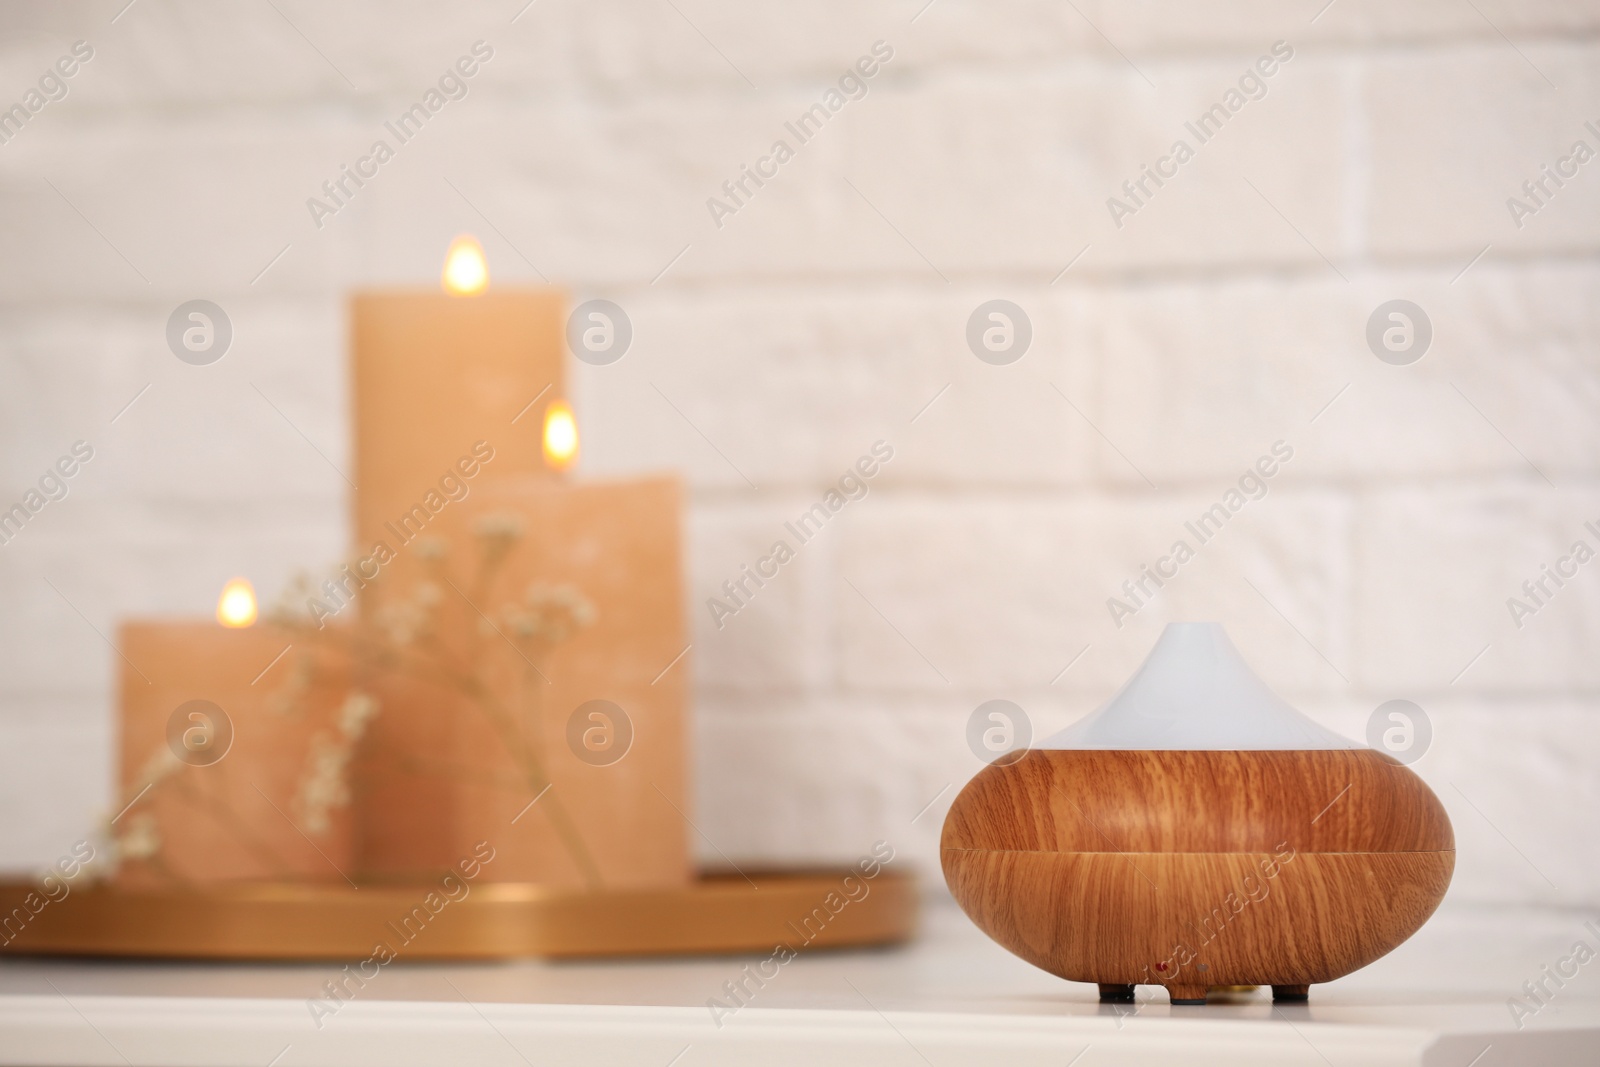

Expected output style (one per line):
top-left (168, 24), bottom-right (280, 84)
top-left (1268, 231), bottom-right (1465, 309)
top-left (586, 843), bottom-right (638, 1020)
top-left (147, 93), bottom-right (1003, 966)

top-left (1097, 984), bottom-right (1135, 1003)
top-left (1167, 984), bottom-right (1208, 1005)
top-left (1273, 984), bottom-right (1310, 1002)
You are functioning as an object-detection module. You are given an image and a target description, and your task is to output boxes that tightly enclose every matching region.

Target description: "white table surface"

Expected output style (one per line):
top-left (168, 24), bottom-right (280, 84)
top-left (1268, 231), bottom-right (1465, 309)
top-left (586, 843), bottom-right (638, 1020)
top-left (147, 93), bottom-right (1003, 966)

top-left (0, 896), bottom-right (1595, 1066)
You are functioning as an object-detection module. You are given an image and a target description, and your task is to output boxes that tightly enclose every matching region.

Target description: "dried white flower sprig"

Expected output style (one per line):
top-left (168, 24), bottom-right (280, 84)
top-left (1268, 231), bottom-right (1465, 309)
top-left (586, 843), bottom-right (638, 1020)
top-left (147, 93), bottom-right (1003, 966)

top-left (295, 692), bottom-right (380, 835)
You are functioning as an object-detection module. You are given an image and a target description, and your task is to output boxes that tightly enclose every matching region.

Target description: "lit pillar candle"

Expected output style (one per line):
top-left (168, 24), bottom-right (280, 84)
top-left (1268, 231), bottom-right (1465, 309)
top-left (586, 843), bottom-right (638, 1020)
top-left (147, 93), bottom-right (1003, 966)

top-left (350, 234), bottom-right (566, 580)
top-left (116, 580), bottom-right (362, 886)
top-left (347, 242), bottom-right (688, 888)
top-left (469, 474), bottom-right (689, 890)
top-left (347, 239), bottom-right (573, 882)
top-left (355, 475), bottom-right (690, 890)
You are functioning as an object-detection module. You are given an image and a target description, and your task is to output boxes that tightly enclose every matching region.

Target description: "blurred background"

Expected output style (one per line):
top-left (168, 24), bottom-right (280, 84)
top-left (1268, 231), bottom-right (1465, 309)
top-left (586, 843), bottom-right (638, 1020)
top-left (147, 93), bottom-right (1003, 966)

top-left (0, 0), bottom-right (1596, 918)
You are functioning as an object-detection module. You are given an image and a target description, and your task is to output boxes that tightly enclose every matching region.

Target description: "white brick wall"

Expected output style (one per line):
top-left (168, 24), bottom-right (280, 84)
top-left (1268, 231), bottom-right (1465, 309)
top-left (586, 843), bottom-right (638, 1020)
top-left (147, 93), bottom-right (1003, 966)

top-left (0, 1), bottom-right (1596, 912)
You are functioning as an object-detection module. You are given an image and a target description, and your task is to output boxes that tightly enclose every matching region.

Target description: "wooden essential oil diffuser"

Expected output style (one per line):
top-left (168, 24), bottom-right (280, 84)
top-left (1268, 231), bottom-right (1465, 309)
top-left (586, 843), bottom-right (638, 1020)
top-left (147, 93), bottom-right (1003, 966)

top-left (942, 623), bottom-right (1454, 1005)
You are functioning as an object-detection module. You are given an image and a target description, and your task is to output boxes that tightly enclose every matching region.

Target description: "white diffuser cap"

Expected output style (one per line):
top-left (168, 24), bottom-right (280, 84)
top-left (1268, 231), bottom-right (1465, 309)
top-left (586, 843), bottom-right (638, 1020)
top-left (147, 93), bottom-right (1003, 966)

top-left (1038, 622), bottom-right (1361, 750)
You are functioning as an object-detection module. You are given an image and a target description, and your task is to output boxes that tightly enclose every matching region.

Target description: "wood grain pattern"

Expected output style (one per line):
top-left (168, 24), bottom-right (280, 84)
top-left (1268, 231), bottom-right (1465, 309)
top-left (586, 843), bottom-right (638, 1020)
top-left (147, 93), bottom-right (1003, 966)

top-left (941, 749), bottom-right (1454, 1003)
top-left (942, 749), bottom-right (1454, 855)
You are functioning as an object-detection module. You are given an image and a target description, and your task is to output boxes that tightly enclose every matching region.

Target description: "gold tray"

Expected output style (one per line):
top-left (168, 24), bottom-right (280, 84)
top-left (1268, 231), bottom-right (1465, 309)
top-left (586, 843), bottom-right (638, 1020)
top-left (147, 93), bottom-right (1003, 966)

top-left (0, 870), bottom-right (916, 961)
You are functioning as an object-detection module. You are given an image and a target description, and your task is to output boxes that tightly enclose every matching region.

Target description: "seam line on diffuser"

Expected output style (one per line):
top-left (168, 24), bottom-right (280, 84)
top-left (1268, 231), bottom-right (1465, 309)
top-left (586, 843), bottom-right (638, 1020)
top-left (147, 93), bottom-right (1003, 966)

top-left (939, 847), bottom-right (1457, 856)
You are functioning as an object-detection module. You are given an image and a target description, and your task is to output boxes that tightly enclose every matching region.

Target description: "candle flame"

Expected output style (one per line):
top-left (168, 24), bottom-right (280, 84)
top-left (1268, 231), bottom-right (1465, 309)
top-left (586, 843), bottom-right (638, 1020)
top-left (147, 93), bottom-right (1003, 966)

top-left (543, 400), bottom-right (578, 470)
top-left (217, 578), bottom-right (258, 628)
top-left (442, 234), bottom-right (488, 296)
